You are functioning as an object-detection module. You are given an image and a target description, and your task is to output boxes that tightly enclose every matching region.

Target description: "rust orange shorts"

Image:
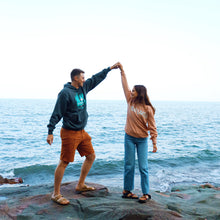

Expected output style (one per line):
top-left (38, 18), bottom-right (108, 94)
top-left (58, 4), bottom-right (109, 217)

top-left (60, 128), bottom-right (94, 162)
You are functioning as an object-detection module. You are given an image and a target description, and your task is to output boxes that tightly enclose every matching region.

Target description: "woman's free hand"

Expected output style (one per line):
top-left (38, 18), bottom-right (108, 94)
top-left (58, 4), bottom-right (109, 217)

top-left (153, 144), bottom-right (157, 153)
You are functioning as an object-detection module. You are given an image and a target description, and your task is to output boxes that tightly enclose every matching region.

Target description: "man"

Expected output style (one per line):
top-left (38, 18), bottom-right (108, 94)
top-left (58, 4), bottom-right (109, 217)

top-left (47, 62), bottom-right (119, 205)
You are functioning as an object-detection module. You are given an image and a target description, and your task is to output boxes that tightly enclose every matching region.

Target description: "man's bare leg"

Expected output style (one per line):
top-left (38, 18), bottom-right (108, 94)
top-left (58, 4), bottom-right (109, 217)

top-left (76, 153), bottom-right (96, 191)
top-left (54, 160), bottom-right (69, 195)
top-left (51, 160), bottom-right (70, 205)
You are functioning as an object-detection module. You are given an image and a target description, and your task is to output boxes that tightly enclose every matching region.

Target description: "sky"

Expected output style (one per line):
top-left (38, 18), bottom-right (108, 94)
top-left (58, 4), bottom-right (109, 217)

top-left (0, 0), bottom-right (219, 101)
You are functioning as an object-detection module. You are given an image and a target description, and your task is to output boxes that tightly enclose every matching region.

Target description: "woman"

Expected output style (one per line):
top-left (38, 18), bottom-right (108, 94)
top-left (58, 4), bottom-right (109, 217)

top-left (118, 63), bottom-right (158, 203)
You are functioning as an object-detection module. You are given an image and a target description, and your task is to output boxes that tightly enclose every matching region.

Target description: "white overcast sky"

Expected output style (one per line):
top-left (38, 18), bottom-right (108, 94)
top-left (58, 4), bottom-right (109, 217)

top-left (0, 0), bottom-right (219, 101)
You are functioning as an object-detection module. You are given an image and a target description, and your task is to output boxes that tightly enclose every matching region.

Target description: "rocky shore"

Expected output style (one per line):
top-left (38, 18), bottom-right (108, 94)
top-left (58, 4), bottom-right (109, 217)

top-left (0, 181), bottom-right (220, 219)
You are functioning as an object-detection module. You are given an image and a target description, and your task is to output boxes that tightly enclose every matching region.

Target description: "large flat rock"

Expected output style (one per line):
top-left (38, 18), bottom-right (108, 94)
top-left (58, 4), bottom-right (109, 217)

top-left (0, 181), bottom-right (220, 219)
top-left (0, 181), bottom-right (181, 220)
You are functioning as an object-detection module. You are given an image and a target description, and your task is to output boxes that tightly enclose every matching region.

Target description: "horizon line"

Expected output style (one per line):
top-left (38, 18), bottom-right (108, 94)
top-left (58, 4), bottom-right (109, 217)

top-left (0, 97), bottom-right (219, 103)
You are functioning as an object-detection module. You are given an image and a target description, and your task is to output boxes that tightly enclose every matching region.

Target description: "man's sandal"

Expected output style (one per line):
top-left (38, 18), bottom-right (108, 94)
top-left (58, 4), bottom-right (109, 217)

top-left (122, 190), bottom-right (139, 199)
top-left (75, 184), bottom-right (96, 193)
top-left (51, 194), bottom-right (70, 205)
top-left (138, 194), bottom-right (151, 203)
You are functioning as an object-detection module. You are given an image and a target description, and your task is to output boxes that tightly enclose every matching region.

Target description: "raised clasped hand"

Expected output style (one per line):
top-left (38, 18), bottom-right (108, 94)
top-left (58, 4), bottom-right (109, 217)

top-left (111, 62), bottom-right (122, 70)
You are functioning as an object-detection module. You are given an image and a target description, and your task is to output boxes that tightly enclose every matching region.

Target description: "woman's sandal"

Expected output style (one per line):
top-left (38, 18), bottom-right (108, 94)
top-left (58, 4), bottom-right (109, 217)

top-left (138, 194), bottom-right (151, 203)
top-left (122, 190), bottom-right (139, 199)
top-left (51, 194), bottom-right (70, 205)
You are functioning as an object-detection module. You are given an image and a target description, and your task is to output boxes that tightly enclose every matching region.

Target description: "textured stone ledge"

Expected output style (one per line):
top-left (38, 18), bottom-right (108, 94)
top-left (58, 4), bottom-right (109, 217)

top-left (0, 181), bottom-right (219, 219)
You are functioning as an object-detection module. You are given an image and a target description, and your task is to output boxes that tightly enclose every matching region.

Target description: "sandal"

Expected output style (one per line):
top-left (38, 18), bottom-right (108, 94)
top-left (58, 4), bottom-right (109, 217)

top-left (75, 184), bottom-right (96, 193)
top-left (51, 194), bottom-right (70, 205)
top-left (138, 194), bottom-right (151, 203)
top-left (122, 190), bottom-right (139, 199)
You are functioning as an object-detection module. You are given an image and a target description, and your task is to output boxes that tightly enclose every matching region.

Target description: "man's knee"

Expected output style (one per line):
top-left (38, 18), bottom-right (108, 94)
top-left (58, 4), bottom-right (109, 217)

top-left (86, 153), bottom-right (96, 162)
top-left (59, 160), bottom-right (69, 168)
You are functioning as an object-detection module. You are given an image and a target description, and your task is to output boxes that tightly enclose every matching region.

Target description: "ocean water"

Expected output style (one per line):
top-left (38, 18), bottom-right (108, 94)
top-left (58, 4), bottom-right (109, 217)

top-left (0, 99), bottom-right (220, 192)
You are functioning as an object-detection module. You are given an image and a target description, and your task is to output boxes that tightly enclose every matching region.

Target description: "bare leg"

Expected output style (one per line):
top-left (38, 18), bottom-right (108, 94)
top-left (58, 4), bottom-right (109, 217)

top-left (54, 160), bottom-right (69, 195)
top-left (76, 153), bottom-right (95, 189)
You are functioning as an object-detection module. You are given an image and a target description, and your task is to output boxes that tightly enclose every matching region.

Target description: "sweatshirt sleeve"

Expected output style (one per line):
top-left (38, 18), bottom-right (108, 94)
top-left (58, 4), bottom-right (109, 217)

top-left (147, 107), bottom-right (158, 145)
top-left (83, 67), bottom-right (111, 93)
top-left (47, 91), bottom-right (68, 135)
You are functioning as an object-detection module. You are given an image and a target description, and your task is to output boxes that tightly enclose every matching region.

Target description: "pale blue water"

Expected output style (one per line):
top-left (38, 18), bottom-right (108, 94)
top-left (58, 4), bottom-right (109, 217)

top-left (0, 99), bottom-right (220, 192)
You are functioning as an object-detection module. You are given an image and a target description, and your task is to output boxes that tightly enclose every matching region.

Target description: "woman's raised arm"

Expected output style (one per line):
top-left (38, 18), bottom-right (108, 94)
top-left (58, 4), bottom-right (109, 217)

top-left (119, 64), bottom-right (131, 103)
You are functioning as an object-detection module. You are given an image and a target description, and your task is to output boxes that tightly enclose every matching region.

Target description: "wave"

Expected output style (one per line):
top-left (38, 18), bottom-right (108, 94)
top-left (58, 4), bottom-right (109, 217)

top-left (12, 159), bottom-right (124, 185)
top-left (12, 147), bottom-right (220, 184)
top-left (150, 149), bottom-right (220, 167)
top-left (5, 155), bottom-right (220, 192)
top-left (14, 164), bottom-right (56, 176)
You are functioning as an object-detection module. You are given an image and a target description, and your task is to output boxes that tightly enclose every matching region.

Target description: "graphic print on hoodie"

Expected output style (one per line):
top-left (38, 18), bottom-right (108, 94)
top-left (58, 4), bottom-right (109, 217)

top-left (75, 93), bottom-right (85, 109)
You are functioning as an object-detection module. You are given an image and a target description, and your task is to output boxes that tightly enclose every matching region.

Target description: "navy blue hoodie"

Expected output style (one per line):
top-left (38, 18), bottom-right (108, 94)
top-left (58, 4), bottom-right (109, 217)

top-left (47, 67), bottom-right (111, 134)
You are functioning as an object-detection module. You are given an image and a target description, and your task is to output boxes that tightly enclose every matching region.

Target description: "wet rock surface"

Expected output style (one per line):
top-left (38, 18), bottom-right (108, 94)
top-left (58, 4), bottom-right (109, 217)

top-left (0, 181), bottom-right (219, 219)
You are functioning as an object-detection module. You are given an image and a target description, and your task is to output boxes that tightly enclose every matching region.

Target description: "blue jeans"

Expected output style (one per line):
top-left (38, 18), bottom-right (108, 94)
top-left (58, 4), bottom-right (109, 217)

top-left (124, 133), bottom-right (149, 194)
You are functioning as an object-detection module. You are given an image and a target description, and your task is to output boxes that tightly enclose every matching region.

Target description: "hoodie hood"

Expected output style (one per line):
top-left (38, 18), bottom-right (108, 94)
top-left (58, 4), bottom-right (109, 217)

top-left (64, 82), bottom-right (78, 90)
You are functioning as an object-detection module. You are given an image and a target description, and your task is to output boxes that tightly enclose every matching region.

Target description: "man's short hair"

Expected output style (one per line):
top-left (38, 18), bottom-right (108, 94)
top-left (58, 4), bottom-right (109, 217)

top-left (70, 69), bottom-right (85, 81)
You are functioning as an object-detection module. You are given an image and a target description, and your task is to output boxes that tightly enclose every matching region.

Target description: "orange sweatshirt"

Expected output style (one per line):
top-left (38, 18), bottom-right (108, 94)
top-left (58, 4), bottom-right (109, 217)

top-left (125, 96), bottom-right (158, 145)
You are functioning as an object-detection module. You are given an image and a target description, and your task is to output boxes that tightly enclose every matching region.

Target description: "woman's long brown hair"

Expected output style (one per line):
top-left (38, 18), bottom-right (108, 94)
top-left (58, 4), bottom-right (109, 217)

top-left (131, 85), bottom-right (156, 114)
